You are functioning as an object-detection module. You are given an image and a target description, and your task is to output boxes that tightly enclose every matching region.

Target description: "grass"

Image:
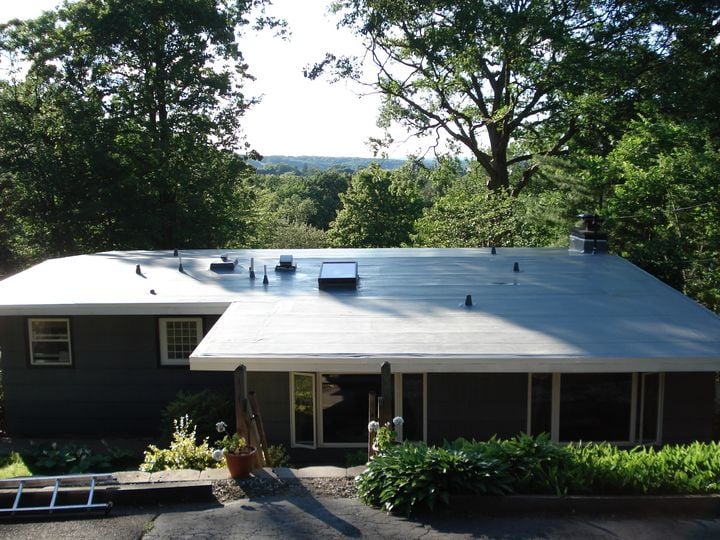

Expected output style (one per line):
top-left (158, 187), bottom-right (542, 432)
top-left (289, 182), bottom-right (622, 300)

top-left (0, 452), bottom-right (32, 478)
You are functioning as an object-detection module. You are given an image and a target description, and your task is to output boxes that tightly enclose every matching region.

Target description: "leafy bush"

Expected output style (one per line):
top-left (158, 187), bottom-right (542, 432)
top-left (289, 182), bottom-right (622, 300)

top-left (356, 442), bottom-right (513, 515)
top-left (161, 389), bottom-right (234, 442)
top-left (266, 444), bottom-right (290, 468)
top-left (356, 435), bottom-right (720, 515)
top-left (29, 442), bottom-right (136, 474)
top-left (140, 415), bottom-right (223, 472)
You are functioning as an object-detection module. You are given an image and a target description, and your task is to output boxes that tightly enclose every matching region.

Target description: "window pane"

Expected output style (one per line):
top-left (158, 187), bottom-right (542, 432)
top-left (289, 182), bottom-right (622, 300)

top-left (530, 374), bottom-right (552, 436)
top-left (402, 374), bottom-right (424, 441)
top-left (640, 374), bottom-right (659, 443)
top-left (32, 341), bottom-right (70, 364)
top-left (31, 320), bottom-right (69, 340)
top-left (293, 374), bottom-right (315, 446)
top-left (322, 374), bottom-right (381, 444)
top-left (163, 319), bottom-right (201, 363)
top-left (560, 373), bottom-right (632, 441)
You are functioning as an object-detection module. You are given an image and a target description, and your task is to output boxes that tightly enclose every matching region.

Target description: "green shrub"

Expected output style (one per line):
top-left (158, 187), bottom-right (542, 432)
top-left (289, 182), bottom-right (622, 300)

top-left (356, 442), bottom-right (513, 515)
top-left (266, 444), bottom-right (291, 468)
top-left (356, 435), bottom-right (720, 515)
top-left (161, 389), bottom-right (234, 442)
top-left (28, 442), bottom-right (136, 475)
top-left (140, 415), bottom-right (223, 472)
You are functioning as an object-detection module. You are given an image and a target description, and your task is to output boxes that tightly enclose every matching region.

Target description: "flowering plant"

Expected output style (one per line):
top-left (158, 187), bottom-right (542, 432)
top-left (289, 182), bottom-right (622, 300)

top-left (213, 420), bottom-right (252, 456)
top-left (371, 416), bottom-right (404, 454)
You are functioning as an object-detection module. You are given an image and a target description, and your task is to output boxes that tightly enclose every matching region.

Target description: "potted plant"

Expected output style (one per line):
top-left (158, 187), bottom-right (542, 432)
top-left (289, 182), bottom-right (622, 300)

top-left (214, 421), bottom-right (257, 478)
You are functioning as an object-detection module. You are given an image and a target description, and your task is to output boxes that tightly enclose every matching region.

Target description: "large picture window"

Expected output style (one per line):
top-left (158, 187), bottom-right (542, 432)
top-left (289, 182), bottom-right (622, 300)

top-left (528, 373), bottom-right (664, 444)
top-left (28, 318), bottom-right (72, 366)
top-left (159, 317), bottom-right (203, 366)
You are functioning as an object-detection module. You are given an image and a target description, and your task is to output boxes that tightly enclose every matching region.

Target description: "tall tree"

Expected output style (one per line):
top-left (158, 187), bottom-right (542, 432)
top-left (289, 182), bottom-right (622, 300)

top-left (328, 164), bottom-right (424, 247)
top-left (0, 0), bottom-right (279, 261)
top-left (319, 0), bottom-right (716, 194)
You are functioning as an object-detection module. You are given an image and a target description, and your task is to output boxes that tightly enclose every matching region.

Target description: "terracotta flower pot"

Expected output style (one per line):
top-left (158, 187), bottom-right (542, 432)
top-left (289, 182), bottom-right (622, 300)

top-left (225, 447), bottom-right (257, 479)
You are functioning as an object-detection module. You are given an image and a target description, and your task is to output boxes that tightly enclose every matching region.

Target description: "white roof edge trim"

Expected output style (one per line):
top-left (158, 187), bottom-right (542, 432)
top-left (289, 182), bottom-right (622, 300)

top-left (189, 355), bottom-right (720, 373)
top-left (0, 303), bottom-right (231, 316)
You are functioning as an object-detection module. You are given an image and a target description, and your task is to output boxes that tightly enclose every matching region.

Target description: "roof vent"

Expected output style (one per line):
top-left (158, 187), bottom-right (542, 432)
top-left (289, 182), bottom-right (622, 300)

top-left (210, 255), bottom-right (238, 272)
top-left (569, 214), bottom-right (608, 254)
top-left (275, 254), bottom-right (296, 272)
top-left (318, 261), bottom-right (358, 289)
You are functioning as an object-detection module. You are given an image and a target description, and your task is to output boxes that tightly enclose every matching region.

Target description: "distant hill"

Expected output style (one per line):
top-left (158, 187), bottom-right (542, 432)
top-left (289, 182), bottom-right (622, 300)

top-left (250, 155), bottom-right (411, 175)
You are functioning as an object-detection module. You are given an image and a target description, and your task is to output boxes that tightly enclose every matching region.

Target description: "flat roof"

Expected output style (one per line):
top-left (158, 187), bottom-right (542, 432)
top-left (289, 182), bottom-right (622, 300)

top-left (1, 248), bottom-right (719, 372)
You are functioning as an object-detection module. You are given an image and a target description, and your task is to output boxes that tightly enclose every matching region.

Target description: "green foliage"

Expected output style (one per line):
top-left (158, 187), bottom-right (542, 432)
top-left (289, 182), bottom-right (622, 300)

top-left (0, 0), bottom-right (278, 262)
top-left (0, 452), bottom-right (32, 478)
top-left (140, 415), bottom-right (222, 472)
top-left (216, 433), bottom-right (249, 454)
top-left (266, 444), bottom-right (291, 468)
top-left (161, 389), bottom-right (234, 443)
top-left (356, 441), bottom-right (513, 515)
top-left (375, 425), bottom-right (396, 453)
top-left (356, 434), bottom-right (720, 515)
top-left (329, 164), bottom-right (424, 247)
top-left (601, 116), bottom-right (720, 312)
top-left (329, 0), bottom-right (695, 193)
top-left (29, 442), bottom-right (136, 475)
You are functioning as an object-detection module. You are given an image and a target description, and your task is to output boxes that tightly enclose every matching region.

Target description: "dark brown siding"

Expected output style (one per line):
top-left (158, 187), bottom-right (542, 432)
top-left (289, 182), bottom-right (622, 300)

top-left (426, 373), bottom-right (527, 444)
top-left (0, 315), bottom-right (232, 436)
top-left (662, 372), bottom-right (716, 443)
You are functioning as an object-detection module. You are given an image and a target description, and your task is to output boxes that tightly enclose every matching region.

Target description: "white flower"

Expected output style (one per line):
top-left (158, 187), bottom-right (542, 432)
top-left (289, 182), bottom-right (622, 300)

top-left (51, 442), bottom-right (57, 450)
top-left (392, 416), bottom-right (404, 427)
top-left (216, 421), bottom-right (227, 433)
top-left (368, 420), bottom-right (380, 433)
top-left (212, 449), bottom-right (224, 461)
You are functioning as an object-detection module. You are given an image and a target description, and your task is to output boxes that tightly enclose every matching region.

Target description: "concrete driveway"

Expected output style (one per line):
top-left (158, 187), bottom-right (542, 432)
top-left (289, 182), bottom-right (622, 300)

top-left (3, 497), bottom-right (720, 539)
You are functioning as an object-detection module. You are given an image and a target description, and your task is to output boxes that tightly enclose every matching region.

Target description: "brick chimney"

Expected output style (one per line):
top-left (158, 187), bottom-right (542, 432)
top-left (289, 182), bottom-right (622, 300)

top-left (569, 214), bottom-right (608, 253)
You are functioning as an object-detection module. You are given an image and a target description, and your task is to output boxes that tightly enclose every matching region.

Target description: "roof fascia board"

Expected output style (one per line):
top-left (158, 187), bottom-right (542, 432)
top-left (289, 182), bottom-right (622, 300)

top-left (189, 355), bottom-right (720, 373)
top-left (0, 303), bottom-right (230, 316)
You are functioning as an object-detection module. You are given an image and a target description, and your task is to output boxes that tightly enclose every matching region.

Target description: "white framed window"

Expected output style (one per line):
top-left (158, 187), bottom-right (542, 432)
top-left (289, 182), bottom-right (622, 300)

top-left (290, 373), bottom-right (316, 449)
top-left (527, 372), bottom-right (665, 445)
top-left (158, 317), bottom-right (203, 366)
top-left (28, 318), bottom-right (72, 366)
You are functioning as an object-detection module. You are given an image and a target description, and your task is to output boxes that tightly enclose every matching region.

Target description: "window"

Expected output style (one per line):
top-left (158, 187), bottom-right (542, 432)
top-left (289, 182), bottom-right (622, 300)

top-left (28, 318), bottom-right (72, 366)
top-left (159, 317), bottom-right (203, 366)
top-left (401, 374), bottom-right (425, 442)
top-left (291, 373), bottom-right (316, 448)
top-left (527, 373), bottom-right (664, 444)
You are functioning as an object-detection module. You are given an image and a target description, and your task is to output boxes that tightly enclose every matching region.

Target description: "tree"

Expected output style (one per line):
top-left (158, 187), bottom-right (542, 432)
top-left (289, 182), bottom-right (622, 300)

top-left (0, 0), bottom-right (280, 262)
top-left (602, 115), bottom-right (720, 312)
top-left (328, 164), bottom-right (424, 247)
top-left (321, 0), bottom-right (716, 194)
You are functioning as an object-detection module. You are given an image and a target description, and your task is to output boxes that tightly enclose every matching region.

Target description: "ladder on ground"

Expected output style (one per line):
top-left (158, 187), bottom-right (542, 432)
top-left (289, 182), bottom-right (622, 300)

top-left (0, 473), bottom-right (115, 516)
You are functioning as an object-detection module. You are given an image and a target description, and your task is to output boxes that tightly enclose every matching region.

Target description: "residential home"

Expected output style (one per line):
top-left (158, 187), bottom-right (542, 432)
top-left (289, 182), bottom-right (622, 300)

top-left (1, 225), bottom-right (718, 461)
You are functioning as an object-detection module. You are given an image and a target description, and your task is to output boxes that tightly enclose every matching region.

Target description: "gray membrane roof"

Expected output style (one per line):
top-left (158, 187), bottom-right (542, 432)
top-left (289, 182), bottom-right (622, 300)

top-left (1, 248), bottom-right (719, 372)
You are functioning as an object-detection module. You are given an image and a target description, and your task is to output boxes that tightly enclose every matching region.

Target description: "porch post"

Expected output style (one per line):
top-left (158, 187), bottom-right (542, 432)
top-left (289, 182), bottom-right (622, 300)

top-left (234, 365), bottom-right (249, 440)
top-left (380, 361), bottom-right (393, 426)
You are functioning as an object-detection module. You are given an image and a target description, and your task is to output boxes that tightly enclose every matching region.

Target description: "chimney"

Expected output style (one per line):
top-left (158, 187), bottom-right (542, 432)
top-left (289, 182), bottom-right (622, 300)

top-left (569, 214), bottom-right (608, 254)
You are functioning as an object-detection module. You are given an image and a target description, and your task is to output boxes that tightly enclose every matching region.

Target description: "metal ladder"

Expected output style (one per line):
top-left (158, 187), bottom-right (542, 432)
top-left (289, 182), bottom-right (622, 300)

top-left (0, 473), bottom-right (115, 516)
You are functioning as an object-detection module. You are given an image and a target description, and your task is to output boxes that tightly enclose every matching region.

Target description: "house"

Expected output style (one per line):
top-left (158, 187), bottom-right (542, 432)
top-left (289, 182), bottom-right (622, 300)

top-left (1, 231), bottom-right (719, 460)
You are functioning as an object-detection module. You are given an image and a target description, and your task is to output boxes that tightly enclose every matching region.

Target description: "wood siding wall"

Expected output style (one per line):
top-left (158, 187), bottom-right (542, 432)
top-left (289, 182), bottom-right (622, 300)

top-left (0, 315), bottom-right (291, 439)
top-left (426, 373), bottom-right (528, 443)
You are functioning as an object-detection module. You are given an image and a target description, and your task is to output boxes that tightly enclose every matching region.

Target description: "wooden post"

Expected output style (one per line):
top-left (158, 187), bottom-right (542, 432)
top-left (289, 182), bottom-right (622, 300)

top-left (368, 390), bottom-right (377, 460)
top-left (380, 361), bottom-right (393, 427)
top-left (249, 391), bottom-right (270, 466)
top-left (246, 408), bottom-right (265, 468)
top-left (234, 365), bottom-right (249, 440)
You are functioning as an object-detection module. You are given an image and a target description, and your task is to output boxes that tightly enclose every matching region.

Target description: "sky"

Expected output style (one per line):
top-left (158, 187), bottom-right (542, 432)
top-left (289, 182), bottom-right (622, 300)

top-left (0, 0), bottom-right (435, 159)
